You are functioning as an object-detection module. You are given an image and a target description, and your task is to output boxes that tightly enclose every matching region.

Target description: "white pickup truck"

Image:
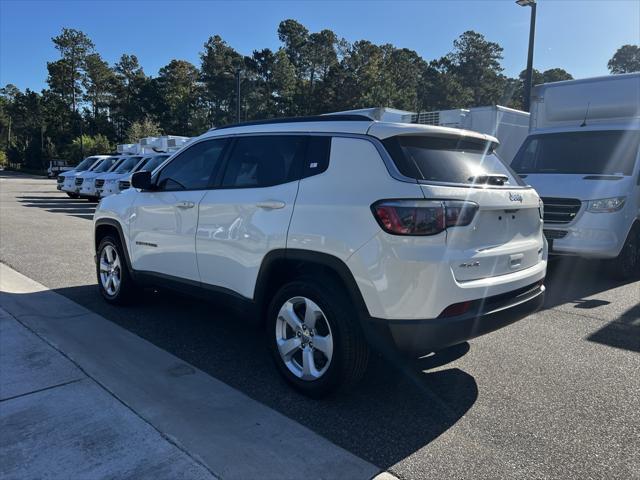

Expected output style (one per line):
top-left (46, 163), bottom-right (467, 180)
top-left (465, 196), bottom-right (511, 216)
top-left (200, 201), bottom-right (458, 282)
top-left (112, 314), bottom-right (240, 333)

top-left (511, 73), bottom-right (640, 278)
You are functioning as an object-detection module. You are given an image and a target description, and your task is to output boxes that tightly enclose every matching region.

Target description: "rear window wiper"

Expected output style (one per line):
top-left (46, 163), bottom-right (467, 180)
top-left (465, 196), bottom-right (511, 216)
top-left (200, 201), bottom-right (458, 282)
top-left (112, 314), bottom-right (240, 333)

top-left (468, 174), bottom-right (509, 186)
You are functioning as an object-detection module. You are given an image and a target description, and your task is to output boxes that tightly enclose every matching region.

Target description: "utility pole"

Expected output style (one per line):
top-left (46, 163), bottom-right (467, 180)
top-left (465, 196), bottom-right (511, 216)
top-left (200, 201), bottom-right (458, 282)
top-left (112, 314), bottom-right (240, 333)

top-left (236, 68), bottom-right (241, 123)
top-left (517, 0), bottom-right (537, 112)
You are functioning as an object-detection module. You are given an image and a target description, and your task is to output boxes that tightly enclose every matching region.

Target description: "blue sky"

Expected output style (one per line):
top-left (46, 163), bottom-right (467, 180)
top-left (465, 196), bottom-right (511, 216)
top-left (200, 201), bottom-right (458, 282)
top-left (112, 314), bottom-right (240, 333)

top-left (1, 0), bottom-right (638, 92)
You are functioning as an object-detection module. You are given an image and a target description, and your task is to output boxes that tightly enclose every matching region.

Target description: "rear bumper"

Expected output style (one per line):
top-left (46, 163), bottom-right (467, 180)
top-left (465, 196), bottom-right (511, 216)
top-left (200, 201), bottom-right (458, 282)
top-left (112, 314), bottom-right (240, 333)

top-left (366, 282), bottom-right (545, 357)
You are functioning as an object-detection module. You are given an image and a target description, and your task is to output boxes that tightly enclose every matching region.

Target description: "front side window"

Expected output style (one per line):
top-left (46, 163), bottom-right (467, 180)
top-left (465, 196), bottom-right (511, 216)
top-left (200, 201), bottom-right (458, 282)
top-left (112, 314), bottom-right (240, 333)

top-left (383, 135), bottom-right (525, 186)
top-left (511, 130), bottom-right (640, 176)
top-left (140, 155), bottom-right (169, 172)
top-left (156, 140), bottom-right (227, 191)
top-left (221, 135), bottom-right (306, 188)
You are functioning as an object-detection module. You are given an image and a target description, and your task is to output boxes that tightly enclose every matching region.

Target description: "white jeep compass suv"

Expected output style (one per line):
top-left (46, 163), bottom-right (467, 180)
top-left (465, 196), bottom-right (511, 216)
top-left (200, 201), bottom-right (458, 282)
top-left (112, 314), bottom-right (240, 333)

top-left (93, 115), bottom-right (547, 396)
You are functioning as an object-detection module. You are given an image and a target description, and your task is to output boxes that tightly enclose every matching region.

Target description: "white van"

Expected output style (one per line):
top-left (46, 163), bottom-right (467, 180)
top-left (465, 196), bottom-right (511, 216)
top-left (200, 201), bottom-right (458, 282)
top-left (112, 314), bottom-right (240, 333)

top-left (511, 73), bottom-right (640, 278)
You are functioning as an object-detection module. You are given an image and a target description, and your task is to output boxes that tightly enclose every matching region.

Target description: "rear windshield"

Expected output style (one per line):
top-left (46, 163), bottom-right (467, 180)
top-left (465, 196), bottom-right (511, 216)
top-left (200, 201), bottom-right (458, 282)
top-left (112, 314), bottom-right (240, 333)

top-left (383, 136), bottom-right (525, 187)
top-left (114, 156), bottom-right (142, 173)
top-left (511, 130), bottom-right (640, 175)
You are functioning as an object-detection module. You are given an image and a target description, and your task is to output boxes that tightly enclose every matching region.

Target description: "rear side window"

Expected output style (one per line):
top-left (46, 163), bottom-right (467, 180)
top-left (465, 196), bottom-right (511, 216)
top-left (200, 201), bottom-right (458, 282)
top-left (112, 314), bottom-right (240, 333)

top-left (383, 136), bottom-right (525, 187)
top-left (302, 136), bottom-right (331, 178)
top-left (156, 139), bottom-right (227, 191)
top-left (222, 135), bottom-right (307, 188)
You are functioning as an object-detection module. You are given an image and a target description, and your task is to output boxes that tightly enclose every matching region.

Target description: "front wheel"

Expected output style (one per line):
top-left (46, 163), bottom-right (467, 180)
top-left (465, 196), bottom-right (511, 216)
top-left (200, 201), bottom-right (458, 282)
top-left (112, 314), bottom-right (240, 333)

top-left (266, 276), bottom-right (369, 397)
top-left (66, 192), bottom-right (79, 199)
top-left (96, 235), bottom-right (137, 304)
top-left (612, 224), bottom-right (640, 280)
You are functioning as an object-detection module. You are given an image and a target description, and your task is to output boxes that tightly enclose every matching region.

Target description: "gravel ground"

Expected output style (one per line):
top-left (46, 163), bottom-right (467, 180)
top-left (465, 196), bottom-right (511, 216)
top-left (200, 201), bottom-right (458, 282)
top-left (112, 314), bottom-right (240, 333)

top-left (1, 171), bottom-right (639, 479)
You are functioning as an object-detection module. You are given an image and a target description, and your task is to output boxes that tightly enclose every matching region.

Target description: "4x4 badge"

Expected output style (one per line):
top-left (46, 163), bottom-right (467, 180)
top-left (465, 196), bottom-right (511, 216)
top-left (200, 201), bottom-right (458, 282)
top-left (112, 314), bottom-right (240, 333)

top-left (509, 192), bottom-right (523, 203)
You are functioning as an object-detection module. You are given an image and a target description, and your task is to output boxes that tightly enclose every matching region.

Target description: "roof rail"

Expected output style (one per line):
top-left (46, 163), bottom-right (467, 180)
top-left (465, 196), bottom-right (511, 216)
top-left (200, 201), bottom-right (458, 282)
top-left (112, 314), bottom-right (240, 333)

top-left (208, 114), bottom-right (372, 132)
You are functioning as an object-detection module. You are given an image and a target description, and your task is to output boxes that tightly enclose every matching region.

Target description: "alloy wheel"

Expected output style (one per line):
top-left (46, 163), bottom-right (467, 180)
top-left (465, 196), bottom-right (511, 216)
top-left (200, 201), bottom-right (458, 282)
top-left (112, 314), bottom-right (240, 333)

top-left (275, 296), bottom-right (334, 381)
top-left (99, 244), bottom-right (121, 296)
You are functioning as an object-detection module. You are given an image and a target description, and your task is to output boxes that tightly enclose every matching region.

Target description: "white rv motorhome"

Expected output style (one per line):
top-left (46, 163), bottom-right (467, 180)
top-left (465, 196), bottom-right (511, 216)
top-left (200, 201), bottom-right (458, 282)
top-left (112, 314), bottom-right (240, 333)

top-left (511, 73), bottom-right (640, 278)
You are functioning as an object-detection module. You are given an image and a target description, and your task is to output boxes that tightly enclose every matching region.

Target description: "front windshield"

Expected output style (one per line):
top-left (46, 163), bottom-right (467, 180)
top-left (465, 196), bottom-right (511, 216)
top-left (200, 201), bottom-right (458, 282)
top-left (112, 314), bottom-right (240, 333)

top-left (141, 155), bottom-right (169, 172)
top-left (114, 156), bottom-right (142, 173)
top-left (512, 130), bottom-right (640, 175)
top-left (93, 157), bottom-right (118, 173)
top-left (75, 156), bottom-right (98, 171)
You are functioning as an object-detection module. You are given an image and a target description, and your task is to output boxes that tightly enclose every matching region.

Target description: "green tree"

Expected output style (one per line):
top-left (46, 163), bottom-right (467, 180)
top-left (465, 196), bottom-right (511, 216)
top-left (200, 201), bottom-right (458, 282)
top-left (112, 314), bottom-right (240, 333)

top-left (155, 60), bottom-right (203, 135)
top-left (112, 54), bottom-right (149, 138)
top-left (200, 35), bottom-right (244, 126)
top-left (271, 49), bottom-right (298, 115)
top-left (48, 28), bottom-right (95, 113)
top-left (417, 58), bottom-right (473, 111)
top-left (446, 31), bottom-right (506, 107)
top-left (83, 53), bottom-right (116, 118)
top-left (68, 134), bottom-right (112, 161)
top-left (125, 118), bottom-right (162, 143)
top-left (608, 44), bottom-right (640, 74)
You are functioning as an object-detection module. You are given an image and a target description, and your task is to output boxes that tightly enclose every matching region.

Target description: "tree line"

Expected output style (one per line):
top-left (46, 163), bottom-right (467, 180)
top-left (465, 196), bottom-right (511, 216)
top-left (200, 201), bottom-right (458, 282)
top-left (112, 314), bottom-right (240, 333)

top-left (1, 20), bottom-right (638, 169)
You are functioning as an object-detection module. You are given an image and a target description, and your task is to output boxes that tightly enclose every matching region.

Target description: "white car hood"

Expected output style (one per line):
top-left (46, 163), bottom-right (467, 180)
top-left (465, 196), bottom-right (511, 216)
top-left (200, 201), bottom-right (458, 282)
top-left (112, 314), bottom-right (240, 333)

top-left (96, 172), bottom-right (127, 181)
top-left (522, 173), bottom-right (633, 201)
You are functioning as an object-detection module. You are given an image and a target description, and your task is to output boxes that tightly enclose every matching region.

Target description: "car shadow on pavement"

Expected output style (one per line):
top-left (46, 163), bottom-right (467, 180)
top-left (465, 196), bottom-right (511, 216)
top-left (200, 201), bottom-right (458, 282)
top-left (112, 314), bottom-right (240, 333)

top-left (49, 283), bottom-right (478, 470)
top-left (542, 256), bottom-right (634, 309)
top-left (543, 256), bottom-right (640, 353)
top-left (587, 302), bottom-right (640, 353)
top-left (17, 195), bottom-right (96, 220)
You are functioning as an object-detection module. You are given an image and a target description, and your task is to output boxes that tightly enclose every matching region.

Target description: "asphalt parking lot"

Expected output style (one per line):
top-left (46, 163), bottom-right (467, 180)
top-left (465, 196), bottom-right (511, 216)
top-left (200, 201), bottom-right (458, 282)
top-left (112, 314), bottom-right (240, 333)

top-left (1, 171), bottom-right (639, 479)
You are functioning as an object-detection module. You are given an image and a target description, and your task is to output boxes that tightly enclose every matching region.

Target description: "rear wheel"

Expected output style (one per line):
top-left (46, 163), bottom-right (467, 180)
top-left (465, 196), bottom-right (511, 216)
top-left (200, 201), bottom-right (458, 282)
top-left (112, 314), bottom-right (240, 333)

top-left (96, 235), bottom-right (137, 304)
top-left (266, 276), bottom-right (369, 397)
top-left (612, 224), bottom-right (640, 280)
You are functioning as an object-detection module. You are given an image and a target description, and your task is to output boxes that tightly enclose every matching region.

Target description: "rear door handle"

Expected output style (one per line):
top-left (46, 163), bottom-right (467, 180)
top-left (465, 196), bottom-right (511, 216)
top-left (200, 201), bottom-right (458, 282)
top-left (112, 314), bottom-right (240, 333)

top-left (256, 201), bottom-right (286, 210)
top-left (176, 201), bottom-right (195, 209)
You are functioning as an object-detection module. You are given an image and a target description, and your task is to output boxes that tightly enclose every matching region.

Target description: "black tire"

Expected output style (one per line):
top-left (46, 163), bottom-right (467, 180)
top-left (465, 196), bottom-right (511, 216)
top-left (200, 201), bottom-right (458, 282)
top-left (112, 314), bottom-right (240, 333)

top-left (612, 223), bottom-right (640, 280)
top-left (266, 275), bottom-right (369, 397)
top-left (66, 192), bottom-right (79, 199)
top-left (96, 235), bottom-right (137, 305)
top-left (88, 196), bottom-right (99, 203)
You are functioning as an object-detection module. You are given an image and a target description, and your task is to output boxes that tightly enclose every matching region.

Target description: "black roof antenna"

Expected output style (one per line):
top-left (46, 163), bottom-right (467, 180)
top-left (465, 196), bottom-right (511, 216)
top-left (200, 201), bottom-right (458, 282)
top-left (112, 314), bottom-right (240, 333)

top-left (580, 102), bottom-right (591, 127)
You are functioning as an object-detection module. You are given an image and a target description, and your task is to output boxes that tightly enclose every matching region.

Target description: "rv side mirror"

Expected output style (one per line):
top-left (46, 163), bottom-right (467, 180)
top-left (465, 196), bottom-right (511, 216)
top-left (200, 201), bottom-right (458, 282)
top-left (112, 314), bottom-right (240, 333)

top-left (131, 171), bottom-right (152, 190)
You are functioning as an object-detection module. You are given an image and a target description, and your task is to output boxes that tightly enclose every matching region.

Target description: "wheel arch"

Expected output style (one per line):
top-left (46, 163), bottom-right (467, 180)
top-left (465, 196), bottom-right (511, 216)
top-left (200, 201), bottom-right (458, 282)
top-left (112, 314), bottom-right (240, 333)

top-left (94, 218), bottom-right (133, 270)
top-left (253, 249), bottom-right (371, 321)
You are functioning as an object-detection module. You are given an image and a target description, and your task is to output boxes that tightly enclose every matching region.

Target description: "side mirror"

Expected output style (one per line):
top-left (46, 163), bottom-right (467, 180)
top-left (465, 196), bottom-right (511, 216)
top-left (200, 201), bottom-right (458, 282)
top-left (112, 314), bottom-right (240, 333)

top-left (131, 171), bottom-right (153, 190)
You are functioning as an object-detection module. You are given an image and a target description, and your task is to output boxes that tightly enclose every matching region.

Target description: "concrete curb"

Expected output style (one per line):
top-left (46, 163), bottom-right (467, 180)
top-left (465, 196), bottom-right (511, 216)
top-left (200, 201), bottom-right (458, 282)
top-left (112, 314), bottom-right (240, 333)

top-left (0, 263), bottom-right (380, 479)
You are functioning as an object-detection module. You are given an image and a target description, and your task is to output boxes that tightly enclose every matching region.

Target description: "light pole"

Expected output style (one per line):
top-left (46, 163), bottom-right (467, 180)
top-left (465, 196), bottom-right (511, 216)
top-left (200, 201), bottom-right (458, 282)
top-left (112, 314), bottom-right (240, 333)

top-left (235, 68), bottom-right (241, 123)
top-left (517, 0), bottom-right (537, 112)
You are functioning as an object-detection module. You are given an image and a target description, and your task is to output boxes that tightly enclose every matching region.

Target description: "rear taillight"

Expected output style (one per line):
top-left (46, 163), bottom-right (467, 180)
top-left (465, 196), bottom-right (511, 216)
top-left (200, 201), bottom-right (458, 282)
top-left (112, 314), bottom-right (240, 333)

top-left (371, 200), bottom-right (478, 236)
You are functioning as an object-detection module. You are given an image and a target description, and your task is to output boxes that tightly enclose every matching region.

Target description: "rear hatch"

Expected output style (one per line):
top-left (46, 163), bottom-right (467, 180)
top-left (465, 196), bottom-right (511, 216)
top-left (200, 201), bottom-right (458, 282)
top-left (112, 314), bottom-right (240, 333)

top-left (382, 134), bottom-right (544, 282)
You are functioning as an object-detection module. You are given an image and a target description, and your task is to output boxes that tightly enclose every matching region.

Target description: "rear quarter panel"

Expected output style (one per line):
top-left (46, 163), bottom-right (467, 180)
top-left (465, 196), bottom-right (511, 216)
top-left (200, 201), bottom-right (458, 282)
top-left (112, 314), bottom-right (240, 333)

top-left (287, 136), bottom-right (424, 260)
